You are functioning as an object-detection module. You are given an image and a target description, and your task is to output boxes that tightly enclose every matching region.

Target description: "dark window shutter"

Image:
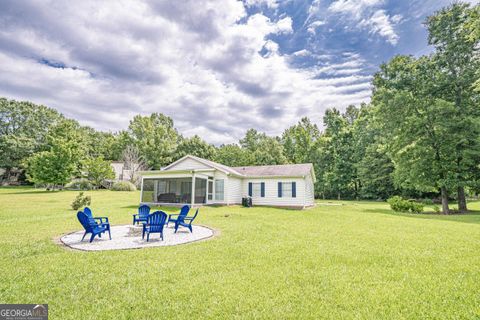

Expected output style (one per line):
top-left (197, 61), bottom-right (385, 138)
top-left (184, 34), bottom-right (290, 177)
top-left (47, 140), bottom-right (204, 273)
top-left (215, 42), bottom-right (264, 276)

top-left (292, 182), bottom-right (296, 198)
top-left (248, 182), bottom-right (252, 197)
top-left (261, 182), bottom-right (265, 197)
top-left (278, 182), bottom-right (282, 197)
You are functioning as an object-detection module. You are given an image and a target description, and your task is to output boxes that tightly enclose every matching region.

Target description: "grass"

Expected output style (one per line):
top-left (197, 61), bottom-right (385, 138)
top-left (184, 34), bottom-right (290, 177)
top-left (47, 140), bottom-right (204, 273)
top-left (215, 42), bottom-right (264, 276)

top-left (1, 187), bottom-right (480, 319)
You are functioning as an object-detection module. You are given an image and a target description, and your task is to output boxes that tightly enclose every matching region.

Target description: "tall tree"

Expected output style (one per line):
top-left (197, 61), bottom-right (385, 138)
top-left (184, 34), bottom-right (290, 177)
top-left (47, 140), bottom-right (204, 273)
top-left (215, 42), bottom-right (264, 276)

top-left (426, 3), bottom-right (480, 212)
top-left (0, 98), bottom-right (64, 178)
top-left (128, 113), bottom-right (179, 169)
top-left (281, 117), bottom-right (320, 164)
top-left (319, 108), bottom-right (358, 199)
top-left (352, 104), bottom-right (396, 199)
top-left (239, 129), bottom-right (287, 165)
top-left (373, 55), bottom-right (460, 214)
top-left (215, 144), bottom-right (252, 167)
top-left (174, 135), bottom-right (216, 161)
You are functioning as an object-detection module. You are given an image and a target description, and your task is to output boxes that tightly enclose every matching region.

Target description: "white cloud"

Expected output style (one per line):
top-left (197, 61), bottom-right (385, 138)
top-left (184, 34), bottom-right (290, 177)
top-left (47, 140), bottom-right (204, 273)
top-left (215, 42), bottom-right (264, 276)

top-left (329, 0), bottom-right (384, 18)
top-left (0, 0), bottom-right (371, 144)
top-left (359, 10), bottom-right (401, 45)
top-left (245, 0), bottom-right (280, 9)
top-left (307, 20), bottom-right (326, 34)
top-left (276, 16), bottom-right (294, 34)
top-left (327, 0), bottom-right (401, 45)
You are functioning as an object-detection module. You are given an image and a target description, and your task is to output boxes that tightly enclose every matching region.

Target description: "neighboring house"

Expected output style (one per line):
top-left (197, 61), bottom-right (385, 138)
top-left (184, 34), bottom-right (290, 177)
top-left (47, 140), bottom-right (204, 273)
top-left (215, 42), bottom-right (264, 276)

top-left (111, 162), bottom-right (140, 182)
top-left (138, 155), bottom-right (315, 209)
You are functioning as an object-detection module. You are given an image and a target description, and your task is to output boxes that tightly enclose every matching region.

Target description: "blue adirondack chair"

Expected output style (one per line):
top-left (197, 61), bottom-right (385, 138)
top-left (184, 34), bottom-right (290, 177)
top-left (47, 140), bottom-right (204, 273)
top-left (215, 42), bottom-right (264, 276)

top-left (174, 208), bottom-right (199, 233)
top-left (167, 205), bottom-right (190, 226)
top-left (133, 205), bottom-right (150, 225)
top-left (83, 207), bottom-right (110, 234)
top-left (77, 211), bottom-right (111, 243)
top-left (142, 211), bottom-right (167, 242)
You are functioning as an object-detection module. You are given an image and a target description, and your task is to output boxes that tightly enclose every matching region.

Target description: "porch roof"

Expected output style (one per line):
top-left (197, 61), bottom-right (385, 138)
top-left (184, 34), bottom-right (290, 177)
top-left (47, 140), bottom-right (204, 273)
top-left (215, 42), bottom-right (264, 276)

top-left (138, 168), bottom-right (215, 176)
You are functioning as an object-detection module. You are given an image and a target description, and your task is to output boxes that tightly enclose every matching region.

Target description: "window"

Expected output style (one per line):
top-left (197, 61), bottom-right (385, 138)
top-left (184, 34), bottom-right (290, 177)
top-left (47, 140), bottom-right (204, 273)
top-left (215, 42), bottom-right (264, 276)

top-left (248, 182), bottom-right (265, 197)
top-left (252, 183), bottom-right (262, 197)
top-left (282, 182), bottom-right (292, 197)
top-left (215, 179), bottom-right (224, 201)
top-left (278, 182), bottom-right (296, 198)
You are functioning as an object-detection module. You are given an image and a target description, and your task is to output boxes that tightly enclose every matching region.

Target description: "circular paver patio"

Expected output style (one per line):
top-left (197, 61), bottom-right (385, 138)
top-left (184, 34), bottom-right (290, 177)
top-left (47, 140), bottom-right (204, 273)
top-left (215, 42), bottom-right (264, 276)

top-left (60, 224), bottom-right (214, 251)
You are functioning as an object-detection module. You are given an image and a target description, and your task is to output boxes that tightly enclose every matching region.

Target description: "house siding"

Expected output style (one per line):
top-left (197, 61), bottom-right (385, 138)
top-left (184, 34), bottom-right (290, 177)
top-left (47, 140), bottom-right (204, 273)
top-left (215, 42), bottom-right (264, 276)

top-left (227, 176), bottom-right (242, 205)
top-left (165, 158), bottom-right (211, 171)
top-left (305, 174), bottom-right (315, 206)
top-left (242, 178), bottom-right (306, 207)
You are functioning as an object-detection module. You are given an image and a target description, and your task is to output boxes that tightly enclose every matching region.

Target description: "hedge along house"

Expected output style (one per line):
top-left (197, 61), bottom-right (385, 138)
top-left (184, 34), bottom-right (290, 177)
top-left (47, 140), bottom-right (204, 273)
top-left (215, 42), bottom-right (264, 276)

top-left (139, 155), bottom-right (316, 209)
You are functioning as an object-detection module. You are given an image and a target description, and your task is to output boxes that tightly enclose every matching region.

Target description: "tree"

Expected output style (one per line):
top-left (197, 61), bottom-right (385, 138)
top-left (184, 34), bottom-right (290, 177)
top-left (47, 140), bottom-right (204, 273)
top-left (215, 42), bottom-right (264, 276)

top-left (319, 108), bottom-right (358, 199)
top-left (128, 113), bottom-right (179, 169)
top-left (24, 119), bottom-right (85, 189)
top-left (82, 157), bottom-right (115, 188)
top-left (174, 135), bottom-right (216, 161)
top-left (239, 129), bottom-right (287, 165)
top-left (352, 104), bottom-right (396, 199)
top-left (373, 55), bottom-right (460, 214)
top-left (426, 3), bottom-right (480, 212)
top-left (281, 117), bottom-right (320, 164)
top-left (0, 98), bottom-right (64, 179)
top-left (251, 137), bottom-right (288, 165)
top-left (121, 145), bottom-right (148, 185)
top-left (25, 151), bottom-right (75, 189)
top-left (239, 129), bottom-right (267, 152)
top-left (215, 144), bottom-right (252, 167)
top-left (81, 128), bottom-right (120, 161)
top-left (111, 130), bottom-right (134, 161)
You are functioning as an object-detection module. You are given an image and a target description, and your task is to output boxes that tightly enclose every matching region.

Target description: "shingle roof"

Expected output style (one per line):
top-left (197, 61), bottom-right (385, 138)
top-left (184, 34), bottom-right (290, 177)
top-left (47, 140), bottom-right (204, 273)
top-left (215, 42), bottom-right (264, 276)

top-left (163, 155), bottom-right (314, 178)
top-left (232, 163), bottom-right (313, 177)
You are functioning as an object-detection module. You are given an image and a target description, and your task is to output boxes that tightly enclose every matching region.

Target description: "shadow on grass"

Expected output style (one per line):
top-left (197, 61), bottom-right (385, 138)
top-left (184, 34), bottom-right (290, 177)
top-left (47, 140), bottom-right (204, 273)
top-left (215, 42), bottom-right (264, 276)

top-left (121, 204), bottom-right (183, 212)
top-left (121, 204), bottom-right (141, 209)
top-left (364, 208), bottom-right (480, 225)
top-left (0, 189), bottom-right (63, 195)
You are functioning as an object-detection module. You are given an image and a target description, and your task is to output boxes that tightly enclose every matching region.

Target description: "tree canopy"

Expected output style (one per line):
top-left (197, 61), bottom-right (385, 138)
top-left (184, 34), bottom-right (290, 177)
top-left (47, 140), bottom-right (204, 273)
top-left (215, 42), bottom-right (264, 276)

top-left (0, 2), bottom-right (478, 213)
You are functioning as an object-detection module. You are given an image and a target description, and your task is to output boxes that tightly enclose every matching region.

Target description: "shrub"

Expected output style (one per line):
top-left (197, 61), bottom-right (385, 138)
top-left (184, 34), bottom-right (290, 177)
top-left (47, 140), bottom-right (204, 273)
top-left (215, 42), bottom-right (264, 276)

top-left (65, 179), bottom-right (93, 190)
top-left (432, 204), bottom-right (440, 213)
top-left (387, 196), bottom-right (424, 214)
top-left (71, 192), bottom-right (91, 210)
top-left (111, 181), bottom-right (137, 191)
top-left (422, 198), bottom-right (434, 205)
top-left (409, 202), bottom-right (424, 214)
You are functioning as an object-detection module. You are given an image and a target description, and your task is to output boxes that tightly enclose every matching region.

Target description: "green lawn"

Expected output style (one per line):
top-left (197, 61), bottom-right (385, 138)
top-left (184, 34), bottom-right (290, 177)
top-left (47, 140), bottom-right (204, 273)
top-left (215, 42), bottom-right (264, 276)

top-left (1, 187), bottom-right (479, 319)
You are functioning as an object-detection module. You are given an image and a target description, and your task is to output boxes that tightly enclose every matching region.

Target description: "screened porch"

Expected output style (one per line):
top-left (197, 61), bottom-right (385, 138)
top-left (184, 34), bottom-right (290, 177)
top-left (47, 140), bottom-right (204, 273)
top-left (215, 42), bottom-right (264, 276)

top-left (141, 177), bottom-right (208, 204)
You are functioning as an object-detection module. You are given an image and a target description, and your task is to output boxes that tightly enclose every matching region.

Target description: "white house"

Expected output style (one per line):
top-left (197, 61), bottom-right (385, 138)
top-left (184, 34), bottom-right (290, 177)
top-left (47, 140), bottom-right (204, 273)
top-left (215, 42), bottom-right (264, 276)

top-left (111, 161), bottom-right (141, 182)
top-left (138, 155), bottom-right (315, 209)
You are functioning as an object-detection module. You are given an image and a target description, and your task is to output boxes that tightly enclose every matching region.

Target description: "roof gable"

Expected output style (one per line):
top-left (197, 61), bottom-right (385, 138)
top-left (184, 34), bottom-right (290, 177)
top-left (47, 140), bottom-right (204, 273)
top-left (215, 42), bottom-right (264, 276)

top-left (163, 155), bottom-right (242, 176)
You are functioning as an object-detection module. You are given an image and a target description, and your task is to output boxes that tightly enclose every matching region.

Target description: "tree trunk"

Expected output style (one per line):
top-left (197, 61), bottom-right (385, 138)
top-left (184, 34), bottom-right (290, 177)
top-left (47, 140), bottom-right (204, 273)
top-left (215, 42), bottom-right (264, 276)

top-left (441, 186), bottom-right (450, 215)
top-left (457, 186), bottom-right (467, 213)
top-left (337, 192), bottom-right (340, 200)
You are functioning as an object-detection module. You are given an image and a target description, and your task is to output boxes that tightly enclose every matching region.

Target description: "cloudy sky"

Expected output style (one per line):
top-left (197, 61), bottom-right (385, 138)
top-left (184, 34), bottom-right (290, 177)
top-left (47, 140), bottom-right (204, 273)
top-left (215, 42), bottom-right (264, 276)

top-left (0, 0), bottom-right (478, 144)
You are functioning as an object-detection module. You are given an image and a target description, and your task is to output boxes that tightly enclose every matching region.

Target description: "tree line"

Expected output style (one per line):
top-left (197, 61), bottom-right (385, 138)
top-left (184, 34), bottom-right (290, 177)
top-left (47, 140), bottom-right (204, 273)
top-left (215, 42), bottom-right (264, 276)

top-left (0, 3), bottom-right (478, 213)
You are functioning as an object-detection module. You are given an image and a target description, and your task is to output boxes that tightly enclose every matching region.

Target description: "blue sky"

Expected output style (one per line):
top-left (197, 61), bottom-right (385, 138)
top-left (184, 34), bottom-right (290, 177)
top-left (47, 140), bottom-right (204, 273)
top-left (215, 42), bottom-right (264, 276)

top-left (0, 0), bottom-right (478, 144)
